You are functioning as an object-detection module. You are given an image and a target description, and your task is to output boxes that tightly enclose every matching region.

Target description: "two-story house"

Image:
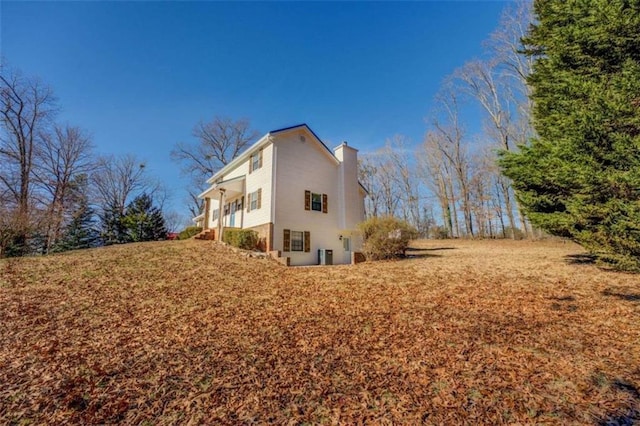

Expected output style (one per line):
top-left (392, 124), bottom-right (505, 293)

top-left (194, 124), bottom-right (367, 266)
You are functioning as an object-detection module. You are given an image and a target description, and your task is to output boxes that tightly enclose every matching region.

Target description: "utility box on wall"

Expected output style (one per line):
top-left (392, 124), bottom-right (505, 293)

top-left (318, 249), bottom-right (333, 265)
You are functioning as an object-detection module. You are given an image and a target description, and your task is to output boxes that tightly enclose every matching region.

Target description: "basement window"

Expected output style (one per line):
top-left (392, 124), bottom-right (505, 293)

top-left (291, 231), bottom-right (304, 251)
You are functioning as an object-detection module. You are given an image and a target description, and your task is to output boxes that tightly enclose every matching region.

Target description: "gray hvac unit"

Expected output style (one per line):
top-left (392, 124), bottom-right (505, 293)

top-left (318, 249), bottom-right (333, 265)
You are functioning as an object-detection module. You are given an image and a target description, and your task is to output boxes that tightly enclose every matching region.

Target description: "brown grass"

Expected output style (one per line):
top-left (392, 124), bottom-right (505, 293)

top-left (1, 239), bottom-right (639, 424)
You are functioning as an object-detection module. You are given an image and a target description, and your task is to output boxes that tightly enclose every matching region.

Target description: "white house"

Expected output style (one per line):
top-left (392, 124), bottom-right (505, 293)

top-left (194, 124), bottom-right (367, 266)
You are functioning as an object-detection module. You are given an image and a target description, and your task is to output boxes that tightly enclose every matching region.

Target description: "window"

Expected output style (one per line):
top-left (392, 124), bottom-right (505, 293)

top-left (311, 193), bottom-right (322, 211)
top-left (283, 229), bottom-right (310, 253)
top-left (212, 209), bottom-right (219, 221)
top-left (249, 149), bottom-right (262, 173)
top-left (305, 190), bottom-right (328, 213)
top-left (248, 188), bottom-right (261, 212)
top-left (290, 231), bottom-right (304, 251)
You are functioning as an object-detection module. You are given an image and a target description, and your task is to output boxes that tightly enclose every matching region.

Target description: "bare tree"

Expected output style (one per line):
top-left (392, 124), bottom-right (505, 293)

top-left (418, 131), bottom-right (457, 238)
top-left (359, 148), bottom-right (403, 219)
top-left (0, 64), bottom-right (57, 255)
top-left (358, 155), bottom-right (381, 218)
top-left (385, 136), bottom-right (422, 229)
top-left (431, 88), bottom-right (474, 237)
top-left (171, 116), bottom-right (259, 217)
top-left (91, 154), bottom-right (161, 244)
top-left (486, 0), bottom-right (536, 237)
top-left (163, 210), bottom-right (188, 234)
top-left (485, 0), bottom-right (534, 101)
top-left (33, 125), bottom-right (94, 252)
top-left (469, 148), bottom-right (506, 239)
top-left (454, 60), bottom-right (521, 238)
top-left (456, 1), bottom-right (536, 238)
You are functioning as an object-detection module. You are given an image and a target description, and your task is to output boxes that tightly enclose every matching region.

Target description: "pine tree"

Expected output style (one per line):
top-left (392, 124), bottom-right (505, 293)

top-left (100, 206), bottom-right (128, 245)
top-left (501, 0), bottom-right (640, 270)
top-left (54, 198), bottom-right (100, 252)
top-left (122, 193), bottom-right (167, 242)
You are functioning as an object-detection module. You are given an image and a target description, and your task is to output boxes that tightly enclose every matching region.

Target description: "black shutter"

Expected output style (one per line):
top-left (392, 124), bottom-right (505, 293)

top-left (283, 229), bottom-right (291, 252)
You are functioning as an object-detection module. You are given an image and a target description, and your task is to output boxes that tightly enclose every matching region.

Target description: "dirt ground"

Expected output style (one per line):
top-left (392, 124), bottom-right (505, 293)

top-left (1, 239), bottom-right (639, 424)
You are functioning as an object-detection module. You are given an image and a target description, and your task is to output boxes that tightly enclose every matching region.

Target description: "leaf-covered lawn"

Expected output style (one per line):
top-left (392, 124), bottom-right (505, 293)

top-left (1, 239), bottom-right (639, 424)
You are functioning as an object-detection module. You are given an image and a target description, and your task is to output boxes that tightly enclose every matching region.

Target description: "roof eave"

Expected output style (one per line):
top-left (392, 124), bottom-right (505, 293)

top-left (205, 134), bottom-right (273, 184)
top-left (270, 123), bottom-right (340, 165)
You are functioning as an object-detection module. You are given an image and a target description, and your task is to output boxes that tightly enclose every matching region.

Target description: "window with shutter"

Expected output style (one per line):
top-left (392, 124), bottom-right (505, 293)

top-left (250, 150), bottom-right (262, 173)
top-left (248, 189), bottom-right (262, 212)
top-left (283, 229), bottom-right (291, 252)
top-left (311, 193), bottom-right (322, 211)
top-left (309, 192), bottom-right (327, 212)
top-left (291, 231), bottom-right (304, 251)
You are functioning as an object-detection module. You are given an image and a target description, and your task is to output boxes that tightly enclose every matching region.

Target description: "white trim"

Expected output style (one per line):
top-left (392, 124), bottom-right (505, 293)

top-left (333, 141), bottom-right (359, 152)
top-left (199, 174), bottom-right (246, 199)
top-left (204, 125), bottom-right (340, 186)
top-left (206, 135), bottom-right (272, 184)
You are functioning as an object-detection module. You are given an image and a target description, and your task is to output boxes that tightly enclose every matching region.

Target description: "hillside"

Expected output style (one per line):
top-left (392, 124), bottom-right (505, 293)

top-left (1, 239), bottom-right (639, 424)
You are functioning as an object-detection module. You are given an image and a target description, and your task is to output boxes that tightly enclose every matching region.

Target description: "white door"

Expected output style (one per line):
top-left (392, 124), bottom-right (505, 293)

top-left (343, 237), bottom-right (351, 264)
top-left (230, 202), bottom-right (236, 227)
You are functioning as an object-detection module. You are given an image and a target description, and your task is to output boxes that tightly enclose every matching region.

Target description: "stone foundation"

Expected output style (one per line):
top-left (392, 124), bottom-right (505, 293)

top-left (245, 222), bottom-right (274, 252)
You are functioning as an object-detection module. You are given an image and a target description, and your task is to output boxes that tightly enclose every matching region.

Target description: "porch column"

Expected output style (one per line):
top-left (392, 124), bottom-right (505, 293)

top-left (217, 190), bottom-right (225, 241)
top-left (203, 198), bottom-right (211, 231)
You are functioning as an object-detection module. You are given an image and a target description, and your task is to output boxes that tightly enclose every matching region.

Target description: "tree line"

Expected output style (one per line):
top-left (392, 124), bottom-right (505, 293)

top-left (0, 64), bottom-right (168, 257)
top-left (5, 0), bottom-right (639, 271)
top-left (360, 1), bottom-right (535, 240)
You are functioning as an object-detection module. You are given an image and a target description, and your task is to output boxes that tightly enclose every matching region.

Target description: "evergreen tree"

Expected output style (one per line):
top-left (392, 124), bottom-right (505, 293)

top-left (100, 206), bottom-right (128, 245)
top-left (53, 198), bottom-right (100, 252)
top-left (501, 0), bottom-right (640, 270)
top-left (122, 193), bottom-right (167, 242)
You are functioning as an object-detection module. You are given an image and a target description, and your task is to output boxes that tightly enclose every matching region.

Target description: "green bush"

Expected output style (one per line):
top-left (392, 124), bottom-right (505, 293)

top-left (179, 226), bottom-right (202, 240)
top-left (358, 216), bottom-right (418, 261)
top-left (223, 229), bottom-right (259, 250)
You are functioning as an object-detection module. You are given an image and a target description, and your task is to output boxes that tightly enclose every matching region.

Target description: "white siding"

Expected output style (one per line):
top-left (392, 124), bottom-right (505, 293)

top-left (199, 125), bottom-right (365, 265)
top-left (334, 143), bottom-right (366, 230)
top-left (204, 144), bottom-right (274, 230)
top-left (272, 130), bottom-right (349, 265)
top-left (244, 143), bottom-right (273, 227)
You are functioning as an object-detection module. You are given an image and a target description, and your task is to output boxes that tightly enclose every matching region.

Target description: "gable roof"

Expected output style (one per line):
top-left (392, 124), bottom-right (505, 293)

top-left (205, 123), bottom-right (338, 184)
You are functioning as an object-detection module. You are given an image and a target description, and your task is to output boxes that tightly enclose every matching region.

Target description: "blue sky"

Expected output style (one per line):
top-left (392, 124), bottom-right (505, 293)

top-left (2, 1), bottom-right (507, 219)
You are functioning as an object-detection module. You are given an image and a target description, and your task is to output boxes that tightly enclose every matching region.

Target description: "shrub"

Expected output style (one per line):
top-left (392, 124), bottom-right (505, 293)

top-left (223, 229), bottom-right (259, 250)
top-left (501, 226), bottom-right (526, 240)
top-left (178, 226), bottom-right (202, 240)
top-left (432, 225), bottom-right (451, 240)
top-left (358, 216), bottom-right (418, 261)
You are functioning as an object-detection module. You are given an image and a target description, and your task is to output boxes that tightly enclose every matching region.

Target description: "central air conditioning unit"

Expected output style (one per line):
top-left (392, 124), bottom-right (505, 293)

top-left (318, 249), bottom-right (333, 265)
